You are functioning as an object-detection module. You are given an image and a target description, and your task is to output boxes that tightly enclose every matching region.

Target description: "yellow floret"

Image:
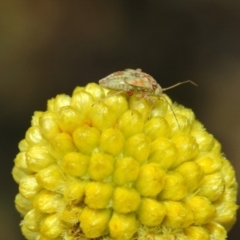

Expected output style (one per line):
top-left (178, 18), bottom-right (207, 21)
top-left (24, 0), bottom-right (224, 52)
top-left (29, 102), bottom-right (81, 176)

top-left (33, 190), bottom-right (64, 213)
top-left (174, 161), bottom-right (204, 192)
top-left (40, 213), bottom-right (64, 238)
top-left (88, 153), bottom-right (115, 181)
top-left (113, 157), bottom-right (140, 185)
top-left (73, 126), bottom-right (100, 154)
top-left (158, 171), bottom-right (188, 201)
top-left (135, 163), bottom-right (166, 197)
top-left (137, 198), bottom-right (166, 226)
top-left (61, 152), bottom-right (89, 177)
top-left (184, 226), bottom-right (210, 240)
top-left (39, 111), bottom-right (61, 140)
top-left (26, 144), bottom-right (55, 172)
top-left (79, 207), bottom-right (111, 238)
top-left (49, 132), bottom-right (76, 160)
top-left (63, 181), bottom-right (86, 204)
top-left (163, 201), bottom-right (194, 228)
top-left (99, 127), bottom-right (125, 157)
top-left (109, 212), bottom-right (139, 240)
top-left (61, 205), bottom-right (84, 224)
top-left (148, 137), bottom-right (178, 169)
top-left (123, 133), bottom-right (151, 164)
top-left (19, 175), bottom-right (42, 199)
top-left (22, 209), bottom-right (42, 232)
top-left (185, 195), bottom-right (216, 225)
top-left (113, 187), bottom-right (141, 213)
top-left (12, 82), bottom-right (238, 240)
top-left (85, 182), bottom-right (113, 209)
top-left (118, 110), bottom-right (145, 138)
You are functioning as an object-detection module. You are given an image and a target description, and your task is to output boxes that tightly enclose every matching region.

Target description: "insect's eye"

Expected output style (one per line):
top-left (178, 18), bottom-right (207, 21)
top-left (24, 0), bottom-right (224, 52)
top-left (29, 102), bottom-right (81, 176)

top-left (152, 84), bottom-right (157, 90)
top-left (155, 87), bottom-right (162, 95)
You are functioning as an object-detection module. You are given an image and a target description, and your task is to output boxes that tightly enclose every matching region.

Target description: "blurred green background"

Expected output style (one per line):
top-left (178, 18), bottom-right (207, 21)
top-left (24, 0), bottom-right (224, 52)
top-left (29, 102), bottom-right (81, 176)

top-left (0, 1), bottom-right (239, 239)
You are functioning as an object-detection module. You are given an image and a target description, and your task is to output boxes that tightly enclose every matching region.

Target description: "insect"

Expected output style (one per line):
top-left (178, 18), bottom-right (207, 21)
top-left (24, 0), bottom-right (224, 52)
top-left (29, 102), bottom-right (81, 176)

top-left (99, 68), bottom-right (197, 97)
top-left (98, 68), bottom-right (197, 128)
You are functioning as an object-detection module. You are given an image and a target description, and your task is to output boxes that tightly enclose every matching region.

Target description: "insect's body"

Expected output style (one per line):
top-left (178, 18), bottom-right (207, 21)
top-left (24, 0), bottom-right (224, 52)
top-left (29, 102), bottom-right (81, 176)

top-left (99, 69), bottom-right (163, 96)
top-left (99, 68), bottom-right (196, 98)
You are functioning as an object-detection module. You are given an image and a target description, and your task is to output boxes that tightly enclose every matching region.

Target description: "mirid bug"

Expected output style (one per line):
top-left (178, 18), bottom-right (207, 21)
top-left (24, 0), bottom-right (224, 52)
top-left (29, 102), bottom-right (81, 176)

top-left (98, 68), bottom-right (197, 128)
top-left (99, 68), bottom-right (197, 97)
top-left (99, 68), bottom-right (197, 98)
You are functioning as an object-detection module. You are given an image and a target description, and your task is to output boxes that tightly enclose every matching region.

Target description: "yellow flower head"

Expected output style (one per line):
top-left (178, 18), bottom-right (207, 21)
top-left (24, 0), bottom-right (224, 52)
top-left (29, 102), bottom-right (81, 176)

top-left (12, 80), bottom-right (238, 240)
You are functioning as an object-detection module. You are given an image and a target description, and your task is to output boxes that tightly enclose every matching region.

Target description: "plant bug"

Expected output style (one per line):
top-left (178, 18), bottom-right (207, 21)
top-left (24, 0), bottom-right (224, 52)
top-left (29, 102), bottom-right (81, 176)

top-left (98, 68), bottom-right (197, 128)
top-left (99, 68), bottom-right (197, 97)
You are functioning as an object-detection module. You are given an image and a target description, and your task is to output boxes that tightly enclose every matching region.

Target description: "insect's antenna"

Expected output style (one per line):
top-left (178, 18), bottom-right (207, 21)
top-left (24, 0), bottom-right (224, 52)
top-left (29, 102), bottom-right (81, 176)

top-left (161, 95), bottom-right (180, 129)
top-left (162, 80), bottom-right (197, 92)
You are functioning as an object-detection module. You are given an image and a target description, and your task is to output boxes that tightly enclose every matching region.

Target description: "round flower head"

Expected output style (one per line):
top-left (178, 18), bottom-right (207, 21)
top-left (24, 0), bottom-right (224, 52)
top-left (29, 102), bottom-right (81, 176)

top-left (12, 81), bottom-right (238, 240)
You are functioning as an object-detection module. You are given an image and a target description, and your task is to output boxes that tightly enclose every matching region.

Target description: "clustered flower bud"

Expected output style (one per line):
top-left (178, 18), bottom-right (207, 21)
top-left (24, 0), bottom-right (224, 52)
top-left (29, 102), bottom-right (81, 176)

top-left (12, 83), bottom-right (238, 240)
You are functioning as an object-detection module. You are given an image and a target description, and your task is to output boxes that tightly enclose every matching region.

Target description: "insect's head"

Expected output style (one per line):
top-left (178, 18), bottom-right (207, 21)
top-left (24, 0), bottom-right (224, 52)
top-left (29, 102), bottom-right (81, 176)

top-left (153, 83), bottom-right (163, 96)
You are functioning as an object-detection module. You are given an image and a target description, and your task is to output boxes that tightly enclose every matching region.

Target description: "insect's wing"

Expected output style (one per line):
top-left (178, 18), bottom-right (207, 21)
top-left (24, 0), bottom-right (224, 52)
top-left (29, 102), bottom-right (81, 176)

top-left (99, 72), bottom-right (129, 91)
top-left (125, 77), bottom-right (152, 89)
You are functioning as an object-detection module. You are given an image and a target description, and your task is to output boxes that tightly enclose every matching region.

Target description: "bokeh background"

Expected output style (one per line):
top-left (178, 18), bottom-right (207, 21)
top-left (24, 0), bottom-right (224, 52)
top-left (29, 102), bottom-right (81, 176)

top-left (0, 1), bottom-right (239, 239)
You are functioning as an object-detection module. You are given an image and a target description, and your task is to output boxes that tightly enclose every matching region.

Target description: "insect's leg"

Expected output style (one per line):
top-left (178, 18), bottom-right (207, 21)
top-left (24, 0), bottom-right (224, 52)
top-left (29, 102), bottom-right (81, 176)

top-left (162, 80), bottom-right (197, 92)
top-left (92, 90), bottom-right (126, 106)
top-left (160, 95), bottom-right (180, 129)
top-left (126, 90), bottom-right (134, 96)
